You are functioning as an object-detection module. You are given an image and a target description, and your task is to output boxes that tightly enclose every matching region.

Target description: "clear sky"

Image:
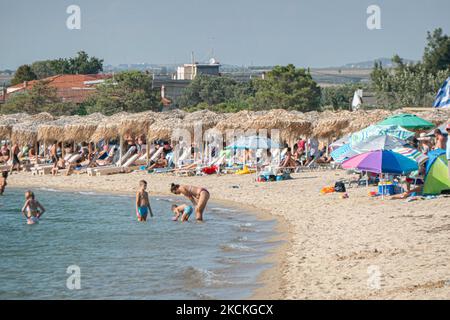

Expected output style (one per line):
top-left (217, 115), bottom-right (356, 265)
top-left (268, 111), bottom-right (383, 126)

top-left (1, 0), bottom-right (449, 69)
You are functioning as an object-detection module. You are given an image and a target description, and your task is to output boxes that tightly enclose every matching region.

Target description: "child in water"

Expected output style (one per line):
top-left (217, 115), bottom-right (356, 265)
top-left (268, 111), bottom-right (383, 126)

top-left (0, 171), bottom-right (8, 195)
top-left (21, 191), bottom-right (46, 224)
top-left (171, 204), bottom-right (194, 222)
top-left (136, 180), bottom-right (153, 222)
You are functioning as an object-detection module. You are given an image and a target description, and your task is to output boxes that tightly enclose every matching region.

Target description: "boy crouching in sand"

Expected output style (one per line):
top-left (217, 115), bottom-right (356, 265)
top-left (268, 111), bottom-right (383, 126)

top-left (171, 204), bottom-right (194, 222)
top-left (136, 180), bottom-right (153, 222)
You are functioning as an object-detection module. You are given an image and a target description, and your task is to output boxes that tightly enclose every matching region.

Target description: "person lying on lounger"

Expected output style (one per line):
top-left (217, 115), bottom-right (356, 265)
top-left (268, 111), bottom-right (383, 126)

top-left (280, 148), bottom-right (297, 168)
top-left (147, 152), bottom-right (168, 170)
top-left (51, 158), bottom-right (66, 176)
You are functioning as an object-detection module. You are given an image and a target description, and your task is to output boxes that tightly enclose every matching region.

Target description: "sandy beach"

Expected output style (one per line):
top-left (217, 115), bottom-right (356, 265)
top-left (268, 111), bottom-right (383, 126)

top-left (7, 169), bottom-right (450, 300)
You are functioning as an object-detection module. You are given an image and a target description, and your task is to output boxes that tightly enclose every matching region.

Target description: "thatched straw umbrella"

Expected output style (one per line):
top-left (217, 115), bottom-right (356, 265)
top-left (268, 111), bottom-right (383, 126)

top-left (416, 108), bottom-right (450, 126)
top-left (147, 115), bottom-right (184, 142)
top-left (63, 113), bottom-right (106, 143)
top-left (11, 113), bottom-right (54, 147)
top-left (118, 111), bottom-right (158, 138)
top-left (312, 111), bottom-right (351, 139)
top-left (251, 109), bottom-right (312, 145)
top-left (90, 112), bottom-right (129, 143)
top-left (215, 110), bottom-right (255, 132)
top-left (181, 110), bottom-right (225, 133)
top-left (0, 113), bottom-right (28, 140)
top-left (342, 109), bottom-right (393, 135)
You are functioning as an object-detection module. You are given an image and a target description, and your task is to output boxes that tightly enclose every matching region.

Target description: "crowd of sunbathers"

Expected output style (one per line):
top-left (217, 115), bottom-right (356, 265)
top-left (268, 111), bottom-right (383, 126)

top-left (0, 135), bottom-right (179, 176)
top-left (279, 138), bottom-right (332, 169)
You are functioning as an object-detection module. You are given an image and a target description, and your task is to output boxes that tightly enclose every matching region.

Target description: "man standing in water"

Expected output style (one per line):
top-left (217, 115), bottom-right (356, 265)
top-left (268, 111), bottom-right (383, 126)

top-left (170, 183), bottom-right (210, 221)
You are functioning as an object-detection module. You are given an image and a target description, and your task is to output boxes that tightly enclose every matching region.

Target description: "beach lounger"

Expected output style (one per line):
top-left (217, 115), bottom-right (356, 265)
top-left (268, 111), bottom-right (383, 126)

top-left (90, 154), bottom-right (139, 176)
top-left (0, 164), bottom-right (11, 172)
top-left (37, 166), bottom-right (53, 176)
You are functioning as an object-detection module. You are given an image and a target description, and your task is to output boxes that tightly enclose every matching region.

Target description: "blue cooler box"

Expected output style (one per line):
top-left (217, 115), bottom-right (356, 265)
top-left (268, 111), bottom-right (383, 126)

top-left (378, 183), bottom-right (395, 196)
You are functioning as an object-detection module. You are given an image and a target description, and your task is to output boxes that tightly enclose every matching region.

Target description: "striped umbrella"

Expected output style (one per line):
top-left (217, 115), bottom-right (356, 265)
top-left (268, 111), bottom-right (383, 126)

top-left (350, 125), bottom-right (415, 146)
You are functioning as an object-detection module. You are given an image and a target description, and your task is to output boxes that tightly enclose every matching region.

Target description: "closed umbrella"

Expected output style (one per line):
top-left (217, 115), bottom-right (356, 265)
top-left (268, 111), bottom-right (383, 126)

top-left (378, 114), bottom-right (435, 130)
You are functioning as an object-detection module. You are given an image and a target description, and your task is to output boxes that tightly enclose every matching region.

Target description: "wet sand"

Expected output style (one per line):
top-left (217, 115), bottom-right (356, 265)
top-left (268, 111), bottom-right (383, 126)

top-left (8, 170), bottom-right (450, 299)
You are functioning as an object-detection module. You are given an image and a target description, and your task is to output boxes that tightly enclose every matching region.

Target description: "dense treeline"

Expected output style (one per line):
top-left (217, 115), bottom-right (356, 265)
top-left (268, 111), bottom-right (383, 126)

top-left (179, 64), bottom-right (322, 112)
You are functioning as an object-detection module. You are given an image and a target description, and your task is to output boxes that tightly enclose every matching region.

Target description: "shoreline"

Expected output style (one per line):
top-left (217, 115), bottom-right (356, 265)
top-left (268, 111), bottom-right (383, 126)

top-left (7, 172), bottom-right (290, 300)
top-left (8, 170), bottom-right (450, 299)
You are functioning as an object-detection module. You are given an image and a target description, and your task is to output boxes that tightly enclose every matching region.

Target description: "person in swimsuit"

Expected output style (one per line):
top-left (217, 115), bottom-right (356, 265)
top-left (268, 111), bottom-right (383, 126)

top-left (170, 183), bottom-right (210, 221)
top-left (21, 191), bottom-right (45, 224)
top-left (0, 171), bottom-right (8, 195)
top-left (171, 204), bottom-right (194, 222)
top-left (10, 143), bottom-right (21, 173)
top-left (136, 180), bottom-right (153, 222)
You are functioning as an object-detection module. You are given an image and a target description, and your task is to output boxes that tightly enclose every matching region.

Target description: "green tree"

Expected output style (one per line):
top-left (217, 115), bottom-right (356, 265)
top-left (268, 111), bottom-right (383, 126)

top-left (251, 64), bottom-right (321, 111)
top-left (1, 80), bottom-right (60, 114)
top-left (86, 71), bottom-right (161, 115)
top-left (10, 64), bottom-right (37, 85)
top-left (30, 51), bottom-right (103, 79)
top-left (371, 59), bottom-right (448, 108)
top-left (68, 51), bottom-right (103, 74)
top-left (321, 84), bottom-right (363, 110)
top-left (423, 28), bottom-right (450, 74)
top-left (179, 75), bottom-right (241, 107)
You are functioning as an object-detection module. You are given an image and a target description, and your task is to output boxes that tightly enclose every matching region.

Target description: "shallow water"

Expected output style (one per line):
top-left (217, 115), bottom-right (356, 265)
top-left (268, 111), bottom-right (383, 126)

top-left (0, 188), bottom-right (278, 300)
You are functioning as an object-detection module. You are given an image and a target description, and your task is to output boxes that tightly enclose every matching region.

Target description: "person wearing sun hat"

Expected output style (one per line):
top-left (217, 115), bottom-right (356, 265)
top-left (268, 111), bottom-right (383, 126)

top-left (417, 132), bottom-right (432, 155)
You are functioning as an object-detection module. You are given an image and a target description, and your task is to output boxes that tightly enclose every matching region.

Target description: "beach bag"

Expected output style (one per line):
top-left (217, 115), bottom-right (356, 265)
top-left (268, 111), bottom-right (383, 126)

top-left (334, 181), bottom-right (346, 193)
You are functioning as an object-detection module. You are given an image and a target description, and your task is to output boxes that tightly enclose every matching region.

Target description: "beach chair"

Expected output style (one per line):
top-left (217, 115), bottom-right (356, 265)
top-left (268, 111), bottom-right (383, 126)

top-left (0, 164), bottom-right (11, 172)
top-left (37, 165), bottom-right (54, 176)
top-left (91, 154), bottom-right (139, 176)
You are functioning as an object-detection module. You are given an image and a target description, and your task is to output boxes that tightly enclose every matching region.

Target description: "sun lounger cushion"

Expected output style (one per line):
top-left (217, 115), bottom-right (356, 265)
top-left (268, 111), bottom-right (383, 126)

top-left (67, 154), bottom-right (81, 164)
top-left (123, 154), bottom-right (139, 167)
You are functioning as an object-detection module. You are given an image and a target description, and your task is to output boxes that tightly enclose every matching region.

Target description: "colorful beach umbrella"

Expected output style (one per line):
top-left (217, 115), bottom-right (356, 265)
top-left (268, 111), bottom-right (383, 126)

top-left (351, 135), bottom-right (407, 153)
top-left (350, 125), bottom-right (415, 146)
top-left (392, 147), bottom-right (428, 165)
top-left (377, 114), bottom-right (434, 130)
top-left (342, 150), bottom-right (418, 174)
top-left (330, 143), bottom-right (359, 163)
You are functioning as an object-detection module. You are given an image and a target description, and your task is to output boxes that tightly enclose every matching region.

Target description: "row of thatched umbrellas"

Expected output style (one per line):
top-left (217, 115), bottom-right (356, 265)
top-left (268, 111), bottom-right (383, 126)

top-left (1, 109), bottom-right (449, 150)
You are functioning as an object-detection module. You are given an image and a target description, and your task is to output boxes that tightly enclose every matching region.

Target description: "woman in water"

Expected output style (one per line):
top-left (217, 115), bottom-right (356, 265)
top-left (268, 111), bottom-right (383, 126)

top-left (21, 191), bottom-right (46, 224)
top-left (170, 183), bottom-right (210, 221)
top-left (136, 180), bottom-right (153, 222)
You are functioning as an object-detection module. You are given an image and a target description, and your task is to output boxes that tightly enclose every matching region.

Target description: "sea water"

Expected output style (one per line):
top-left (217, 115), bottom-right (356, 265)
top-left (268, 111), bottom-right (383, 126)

top-left (0, 188), bottom-right (278, 300)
